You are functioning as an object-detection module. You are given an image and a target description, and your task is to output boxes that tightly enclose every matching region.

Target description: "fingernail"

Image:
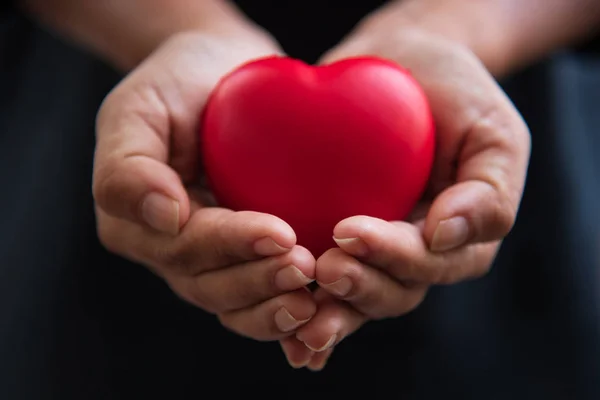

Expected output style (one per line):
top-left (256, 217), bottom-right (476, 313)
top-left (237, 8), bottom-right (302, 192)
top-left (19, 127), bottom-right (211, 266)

top-left (141, 192), bottom-right (180, 235)
top-left (307, 360), bottom-right (328, 372)
top-left (333, 237), bottom-right (369, 257)
top-left (302, 334), bottom-right (337, 353)
top-left (275, 265), bottom-right (314, 291)
top-left (307, 353), bottom-right (330, 372)
top-left (275, 307), bottom-right (309, 333)
top-left (254, 237), bottom-right (291, 256)
top-left (430, 216), bottom-right (470, 252)
top-left (280, 342), bottom-right (313, 369)
top-left (320, 276), bottom-right (353, 297)
top-left (287, 352), bottom-right (314, 369)
top-left (289, 357), bottom-right (313, 369)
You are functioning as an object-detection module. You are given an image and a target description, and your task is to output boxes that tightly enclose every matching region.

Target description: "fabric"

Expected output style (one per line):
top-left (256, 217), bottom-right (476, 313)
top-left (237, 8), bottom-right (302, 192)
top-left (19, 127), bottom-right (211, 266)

top-left (0, 2), bottom-right (599, 399)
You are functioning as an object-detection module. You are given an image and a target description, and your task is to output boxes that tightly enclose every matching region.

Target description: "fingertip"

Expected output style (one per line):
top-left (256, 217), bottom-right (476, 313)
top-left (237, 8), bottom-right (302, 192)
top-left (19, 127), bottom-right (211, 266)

top-left (429, 216), bottom-right (470, 253)
top-left (334, 217), bottom-right (422, 257)
top-left (277, 289), bottom-right (318, 326)
top-left (423, 181), bottom-right (514, 252)
top-left (422, 184), bottom-right (474, 243)
top-left (315, 249), bottom-right (357, 297)
top-left (332, 237), bottom-right (370, 258)
top-left (141, 191), bottom-right (190, 235)
top-left (273, 247), bottom-right (316, 292)
top-left (287, 246), bottom-right (317, 280)
top-left (93, 156), bottom-right (191, 235)
top-left (219, 289), bottom-right (317, 341)
top-left (235, 212), bottom-right (297, 255)
top-left (333, 215), bottom-right (385, 240)
top-left (253, 237), bottom-right (293, 257)
top-left (297, 330), bottom-right (338, 353)
top-left (295, 303), bottom-right (342, 353)
top-left (269, 215), bottom-right (297, 248)
top-left (307, 348), bottom-right (333, 372)
top-left (280, 337), bottom-right (314, 369)
top-left (273, 290), bottom-right (317, 335)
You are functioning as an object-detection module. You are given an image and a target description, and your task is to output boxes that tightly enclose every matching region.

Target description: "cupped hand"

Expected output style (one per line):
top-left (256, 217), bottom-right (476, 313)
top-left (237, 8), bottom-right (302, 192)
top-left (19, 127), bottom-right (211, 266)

top-left (93, 32), bottom-right (318, 341)
top-left (281, 27), bottom-right (531, 370)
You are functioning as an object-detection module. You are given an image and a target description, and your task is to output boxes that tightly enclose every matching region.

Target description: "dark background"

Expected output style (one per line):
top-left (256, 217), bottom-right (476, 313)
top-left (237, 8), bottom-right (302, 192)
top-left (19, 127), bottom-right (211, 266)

top-left (1, 1), bottom-right (599, 398)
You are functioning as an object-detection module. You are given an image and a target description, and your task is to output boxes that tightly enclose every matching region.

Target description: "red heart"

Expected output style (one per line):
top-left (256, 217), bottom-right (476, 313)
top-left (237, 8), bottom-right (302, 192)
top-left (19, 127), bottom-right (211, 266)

top-left (201, 56), bottom-right (435, 257)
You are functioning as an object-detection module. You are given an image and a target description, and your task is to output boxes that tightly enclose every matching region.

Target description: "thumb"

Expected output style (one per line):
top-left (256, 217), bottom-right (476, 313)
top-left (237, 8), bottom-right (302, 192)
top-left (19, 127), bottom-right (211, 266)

top-left (92, 72), bottom-right (191, 235)
top-left (92, 33), bottom-right (282, 235)
top-left (92, 34), bottom-right (209, 235)
top-left (423, 105), bottom-right (531, 252)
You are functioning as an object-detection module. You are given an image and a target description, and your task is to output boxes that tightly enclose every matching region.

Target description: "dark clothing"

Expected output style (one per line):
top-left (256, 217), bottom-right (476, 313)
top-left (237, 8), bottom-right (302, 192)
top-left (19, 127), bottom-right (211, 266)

top-left (1, 1), bottom-right (599, 398)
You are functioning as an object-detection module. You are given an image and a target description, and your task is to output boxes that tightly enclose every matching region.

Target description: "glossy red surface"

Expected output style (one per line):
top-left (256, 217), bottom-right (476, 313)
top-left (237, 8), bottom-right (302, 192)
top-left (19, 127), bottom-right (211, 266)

top-left (201, 56), bottom-right (435, 256)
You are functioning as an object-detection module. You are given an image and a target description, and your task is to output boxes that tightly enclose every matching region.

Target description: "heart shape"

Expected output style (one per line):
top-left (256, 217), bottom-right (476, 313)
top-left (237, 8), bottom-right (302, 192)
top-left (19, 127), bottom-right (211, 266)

top-left (201, 56), bottom-right (435, 257)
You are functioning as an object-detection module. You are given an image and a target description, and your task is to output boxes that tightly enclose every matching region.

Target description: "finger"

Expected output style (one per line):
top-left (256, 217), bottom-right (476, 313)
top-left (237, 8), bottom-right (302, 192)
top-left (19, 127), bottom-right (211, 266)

top-left (280, 337), bottom-right (314, 369)
top-left (93, 49), bottom-right (199, 235)
top-left (334, 216), bottom-right (499, 284)
top-left (295, 291), bottom-right (366, 353)
top-left (321, 30), bottom-right (531, 252)
top-left (167, 246), bottom-right (315, 313)
top-left (423, 105), bottom-right (531, 252)
top-left (93, 104), bottom-right (190, 235)
top-left (316, 248), bottom-right (427, 319)
top-left (93, 33), bottom-right (265, 235)
top-left (218, 289), bottom-right (316, 341)
top-left (307, 347), bottom-right (334, 372)
top-left (96, 208), bottom-right (296, 276)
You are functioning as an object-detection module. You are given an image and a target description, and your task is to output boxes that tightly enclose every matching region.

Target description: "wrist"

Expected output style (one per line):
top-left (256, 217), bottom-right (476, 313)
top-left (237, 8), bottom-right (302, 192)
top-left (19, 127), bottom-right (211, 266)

top-left (21, 0), bottom-right (282, 72)
top-left (115, 25), bottom-right (282, 72)
top-left (357, 0), bottom-right (600, 77)
top-left (355, 0), bottom-right (512, 76)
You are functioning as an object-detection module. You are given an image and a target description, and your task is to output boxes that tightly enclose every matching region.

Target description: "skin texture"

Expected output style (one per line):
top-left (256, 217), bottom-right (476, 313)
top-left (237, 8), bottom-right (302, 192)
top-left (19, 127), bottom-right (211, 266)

top-left (364, 0), bottom-right (600, 77)
top-left (20, 0), bottom-right (278, 70)
top-left (92, 32), bottom-right (324, 342)
top-left (18, 0), bottom-right (600, 371)
top-left (282, 27), bottom-right (531, 369)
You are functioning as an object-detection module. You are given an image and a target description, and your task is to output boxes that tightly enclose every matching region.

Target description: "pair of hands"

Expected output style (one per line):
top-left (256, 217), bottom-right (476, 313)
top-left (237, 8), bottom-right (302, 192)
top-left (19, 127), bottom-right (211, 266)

top-left (92, 17), bottom-right (530, 371)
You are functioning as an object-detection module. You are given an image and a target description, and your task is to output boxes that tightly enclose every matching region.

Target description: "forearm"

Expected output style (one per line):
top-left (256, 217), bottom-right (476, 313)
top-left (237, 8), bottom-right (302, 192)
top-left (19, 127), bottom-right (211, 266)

top-left (19, 0), bottom-right (278, 71)
top-left (365, 0), bottom-right (600, 76)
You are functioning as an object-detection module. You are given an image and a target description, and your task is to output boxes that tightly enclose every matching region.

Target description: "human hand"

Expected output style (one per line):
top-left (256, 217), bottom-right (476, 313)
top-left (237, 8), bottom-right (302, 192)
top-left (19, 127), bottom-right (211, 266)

top-left (281, 23), bottom-right (531, 370)
top-left (92, 32), bottom-right (318, 341)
